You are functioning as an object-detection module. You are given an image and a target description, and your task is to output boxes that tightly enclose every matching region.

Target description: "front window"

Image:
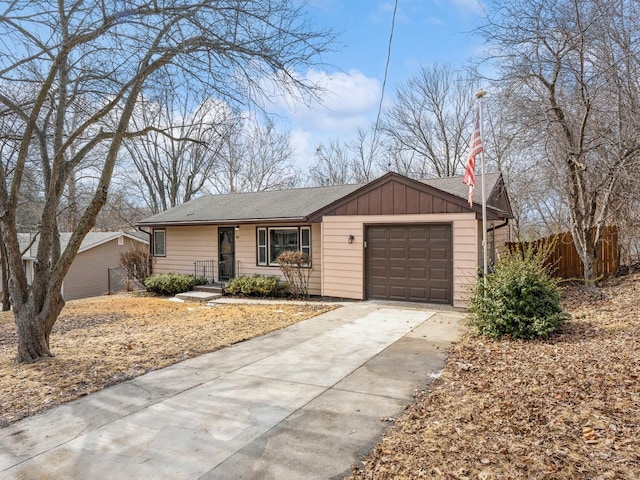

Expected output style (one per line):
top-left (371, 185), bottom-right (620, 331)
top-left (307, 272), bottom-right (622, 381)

top-left (257, 226), bottom-right (311, 266)
top-left (153, 229), bottom-right (166, 257)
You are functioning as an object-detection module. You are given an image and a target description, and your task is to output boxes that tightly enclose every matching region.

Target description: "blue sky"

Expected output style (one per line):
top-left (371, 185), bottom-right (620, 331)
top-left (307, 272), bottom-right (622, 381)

top-left (273, 0), bottom-right (486, 169)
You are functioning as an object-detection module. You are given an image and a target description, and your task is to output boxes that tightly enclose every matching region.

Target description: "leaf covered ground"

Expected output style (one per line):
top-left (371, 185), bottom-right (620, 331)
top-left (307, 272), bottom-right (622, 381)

top-left (349, 273), bottom-right (640, 480)
top-left (0, 295), bottom-right (334, 427)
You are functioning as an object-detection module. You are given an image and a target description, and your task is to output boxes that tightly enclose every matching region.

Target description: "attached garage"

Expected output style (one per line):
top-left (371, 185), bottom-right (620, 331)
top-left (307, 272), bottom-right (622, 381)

top-left (365, 224), bottom-right (452, 303)
top-left (139, 171), bottom-right (512, 308)
top-left (314, 173), bottom-right (512, 307)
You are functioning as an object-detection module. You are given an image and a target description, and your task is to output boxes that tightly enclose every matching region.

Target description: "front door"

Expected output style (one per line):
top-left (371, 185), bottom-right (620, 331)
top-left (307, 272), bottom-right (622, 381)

top-left (218, 227), bottom-right (235, 281)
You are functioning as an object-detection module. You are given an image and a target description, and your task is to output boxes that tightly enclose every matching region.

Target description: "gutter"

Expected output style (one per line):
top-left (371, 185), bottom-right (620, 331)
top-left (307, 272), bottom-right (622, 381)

top-left (488, 218), bottom-right (511, 242)
top-left (136, 217), bottom-right (311, 228)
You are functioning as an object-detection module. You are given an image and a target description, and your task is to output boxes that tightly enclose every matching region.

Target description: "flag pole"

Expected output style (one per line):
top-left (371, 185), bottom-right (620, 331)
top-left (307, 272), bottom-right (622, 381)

top-left (475, 90), bottom-right (488, 288)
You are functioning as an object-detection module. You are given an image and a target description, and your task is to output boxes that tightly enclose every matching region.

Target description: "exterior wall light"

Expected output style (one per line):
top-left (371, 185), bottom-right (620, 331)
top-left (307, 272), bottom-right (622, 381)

top-left (348, 234), bottom-right (355, 244)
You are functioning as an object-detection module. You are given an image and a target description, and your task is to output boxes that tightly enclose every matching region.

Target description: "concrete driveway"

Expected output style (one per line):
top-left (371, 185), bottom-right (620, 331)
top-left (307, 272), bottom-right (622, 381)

top-left (0, 301), bottom-right (466, 480)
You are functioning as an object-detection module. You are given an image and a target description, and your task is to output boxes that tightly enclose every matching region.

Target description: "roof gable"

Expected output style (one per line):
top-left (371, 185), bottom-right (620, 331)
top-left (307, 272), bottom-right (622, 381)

top-left (308, 172), bottom-right (509, 221)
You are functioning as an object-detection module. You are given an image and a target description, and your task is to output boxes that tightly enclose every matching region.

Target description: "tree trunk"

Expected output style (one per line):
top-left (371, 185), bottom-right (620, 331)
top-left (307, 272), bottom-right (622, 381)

top-left (0, 245), bottom-right (10, 311)
top-left (581, 252), bottom-right (597, 288)
top-left (13, 295), bottom-right (65, 363)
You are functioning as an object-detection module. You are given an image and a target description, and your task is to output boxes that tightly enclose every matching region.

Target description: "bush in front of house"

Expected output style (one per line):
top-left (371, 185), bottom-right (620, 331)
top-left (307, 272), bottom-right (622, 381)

top-left (276, 250), bottom-right (311, 298)
top-left (144, 273), bottom-right (196, 296)
top-left (469, 245), bottom-right (569, 340)
top-left (224, 274), bottom-right (281, 297)
top-left (119, 244), bottom-right (153, 290)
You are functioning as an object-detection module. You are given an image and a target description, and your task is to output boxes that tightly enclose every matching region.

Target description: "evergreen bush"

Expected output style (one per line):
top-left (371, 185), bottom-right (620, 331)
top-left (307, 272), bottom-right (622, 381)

top-left (144, 273), bottom-right (196, 296)
top-left (224, 274), bottom-right (281, 297)
top-left (469, 244), bottom-right (569, 340)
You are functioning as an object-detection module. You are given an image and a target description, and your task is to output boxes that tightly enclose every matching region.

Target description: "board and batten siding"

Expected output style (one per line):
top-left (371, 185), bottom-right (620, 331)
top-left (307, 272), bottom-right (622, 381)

top-left (153, 224), bottom-right (322, 295)
top-left (63, 236), bottom-right (143, 301)
top-left (321, 214), bottom-right (479, 308)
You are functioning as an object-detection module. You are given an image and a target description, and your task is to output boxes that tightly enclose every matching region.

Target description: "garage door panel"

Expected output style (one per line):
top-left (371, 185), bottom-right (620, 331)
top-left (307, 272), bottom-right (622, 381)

top-left (366, 224), bottom-right (452, 304)
top-left (389, 247), bottom-right (407, 260)
top-left (429, 267), bottom-right (449, 280)
top-left (429, 288), bottom-right (449, 302)
top-left (389, 266), bottom-right (407, 279)
top-left (388, 227), bottom-right (407, 239)
top-left (389, 285), bottom-right (407, 297)
top-left (429, 247), bottom-right (448, 260)
top-left (409, 228), bottom-right (427, 240)
top-left (408, 267), bottom-right (426, 279)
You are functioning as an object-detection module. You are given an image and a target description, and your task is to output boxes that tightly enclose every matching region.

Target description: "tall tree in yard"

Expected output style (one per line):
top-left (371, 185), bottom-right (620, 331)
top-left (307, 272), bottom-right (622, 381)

top-left (382, 64), bottom-right (480, 178)
top-left (479, 0), bottom-right (640, 284)
top-left (0, 0), bottom-right (333, 363)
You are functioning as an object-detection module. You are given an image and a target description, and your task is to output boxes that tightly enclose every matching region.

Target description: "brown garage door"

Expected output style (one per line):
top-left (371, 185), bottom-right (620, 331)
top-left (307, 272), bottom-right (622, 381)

top-left (366, 224), bottom-right (452, 304)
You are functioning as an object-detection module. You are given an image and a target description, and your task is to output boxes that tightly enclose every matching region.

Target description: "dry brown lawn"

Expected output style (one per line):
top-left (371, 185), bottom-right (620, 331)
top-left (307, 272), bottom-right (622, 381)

top-left (0, 295), bottom-right (334, 427)
top-left (349, 274), bottom-right (640, 480)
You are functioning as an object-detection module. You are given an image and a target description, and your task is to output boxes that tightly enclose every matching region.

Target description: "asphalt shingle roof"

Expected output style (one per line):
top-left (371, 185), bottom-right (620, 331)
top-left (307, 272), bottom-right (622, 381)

top-left (137, 183), bottom-right (363, 225)
top-left (18, 232), bottom-right (147, 259)
top-left (137, 173), bottom-right (504, 226)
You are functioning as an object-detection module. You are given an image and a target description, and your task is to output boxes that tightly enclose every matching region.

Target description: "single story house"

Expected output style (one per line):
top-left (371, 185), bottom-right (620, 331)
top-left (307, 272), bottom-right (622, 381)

top-left (7, 231), bottom-right (149, 301)
top-left (137, 172), bottom-right (512, 307)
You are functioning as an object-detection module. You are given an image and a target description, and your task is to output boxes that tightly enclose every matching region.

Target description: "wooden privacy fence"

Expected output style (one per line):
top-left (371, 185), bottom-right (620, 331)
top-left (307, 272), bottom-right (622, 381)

top-left (506, 226), bottom-right (619, 279)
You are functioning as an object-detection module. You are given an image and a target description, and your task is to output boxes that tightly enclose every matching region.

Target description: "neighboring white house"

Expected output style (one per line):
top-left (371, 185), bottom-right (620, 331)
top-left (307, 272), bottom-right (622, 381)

top-left (3, 232), bottom-right (148, 301)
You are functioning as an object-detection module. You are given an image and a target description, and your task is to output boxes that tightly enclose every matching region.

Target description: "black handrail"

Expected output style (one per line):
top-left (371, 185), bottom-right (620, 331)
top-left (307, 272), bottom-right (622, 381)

top-left (194, 259), bottom-right (216, 284)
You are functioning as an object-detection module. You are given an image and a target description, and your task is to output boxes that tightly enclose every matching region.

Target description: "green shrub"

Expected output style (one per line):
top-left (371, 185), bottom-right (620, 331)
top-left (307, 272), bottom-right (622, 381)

top-left (469, 246), bottom-right (569, 340)
top-left (224, 274), bottom-right (281, 297)
top-left (144, 273), bottom-right (196, 296)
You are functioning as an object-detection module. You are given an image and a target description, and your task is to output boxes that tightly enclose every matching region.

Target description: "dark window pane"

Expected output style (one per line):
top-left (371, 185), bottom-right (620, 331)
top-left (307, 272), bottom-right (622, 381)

top-left (269, 229), bottom-right (299, 264)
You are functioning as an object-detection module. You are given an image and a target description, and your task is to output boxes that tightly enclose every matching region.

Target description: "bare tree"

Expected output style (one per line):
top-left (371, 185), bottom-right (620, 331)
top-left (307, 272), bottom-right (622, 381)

top-left (124, 92), bottom-right (234, 213)
top-left (308, 140), bottom-right (354, 186)
top-left (210, 115), bottom-right (300, 193)
top-left (307, 127), bottom-right (384, 186)
top-left (479, 0), bottom-right (640, 284)
top-left (382, 64), bottom-right (480, 178)
top-left (0, 0), bottom-right (333, 363)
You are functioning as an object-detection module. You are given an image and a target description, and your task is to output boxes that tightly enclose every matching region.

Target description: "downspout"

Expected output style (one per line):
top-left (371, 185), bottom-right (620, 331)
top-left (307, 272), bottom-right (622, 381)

top-left (488, 218), bottom-right (510, 237)
top-left (487, 218), bottom-right (511, 266)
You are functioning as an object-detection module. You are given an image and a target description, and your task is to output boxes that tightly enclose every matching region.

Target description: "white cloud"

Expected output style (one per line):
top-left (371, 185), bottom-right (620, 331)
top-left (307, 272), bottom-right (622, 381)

top-left (283, 69), bottom-right (380, 131)
top-left (450, 0), bottom-right (484, 16)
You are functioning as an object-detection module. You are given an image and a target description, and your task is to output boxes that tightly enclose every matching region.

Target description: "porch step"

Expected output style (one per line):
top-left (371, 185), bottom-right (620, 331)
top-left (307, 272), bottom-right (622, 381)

top-left (175, 291), bottom-right (222, 302)
top-left (194, 284), bottom-right (224, 294)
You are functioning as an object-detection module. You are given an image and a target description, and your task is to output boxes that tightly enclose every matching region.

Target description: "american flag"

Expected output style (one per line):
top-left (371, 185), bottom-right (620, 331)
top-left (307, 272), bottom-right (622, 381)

top-left (463, 107), bottom-right (483, 207)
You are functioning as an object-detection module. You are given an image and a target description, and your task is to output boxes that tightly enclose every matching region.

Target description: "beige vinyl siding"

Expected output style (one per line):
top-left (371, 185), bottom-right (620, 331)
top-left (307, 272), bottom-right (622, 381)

top-left (234, 223), bottom-right (322, 295)
top-left (153, 226), bottom-right (217, 276)
top-left (63, 237), bottom-right (143, 301)
top-left (154, 224), bottom-right (322, 295)
top-left (493, 222), bottom-right (512, 262)
top-left (321, 214), bottom-right (478, 308)
top-left (477, 220), bottom-right (512, 267)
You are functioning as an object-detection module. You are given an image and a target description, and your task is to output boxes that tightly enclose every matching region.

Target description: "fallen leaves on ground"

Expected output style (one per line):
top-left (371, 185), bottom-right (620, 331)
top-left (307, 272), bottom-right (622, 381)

top-left (0, 295), bottom-right (334, 427)
top-left (349, 273), bottom-right (640, 480)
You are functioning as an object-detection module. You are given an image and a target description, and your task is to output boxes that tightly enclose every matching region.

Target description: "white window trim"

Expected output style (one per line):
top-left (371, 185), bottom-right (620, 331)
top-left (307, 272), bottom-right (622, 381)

top-left (153, 229), bottom-right (166, 257)
top-left (256, 226), bottom-right (311, 267)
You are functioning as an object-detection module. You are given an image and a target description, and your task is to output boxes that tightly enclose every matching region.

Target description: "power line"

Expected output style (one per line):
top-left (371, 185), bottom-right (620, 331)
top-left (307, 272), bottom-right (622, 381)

top-left (370, 0), bottom-right (398, 172)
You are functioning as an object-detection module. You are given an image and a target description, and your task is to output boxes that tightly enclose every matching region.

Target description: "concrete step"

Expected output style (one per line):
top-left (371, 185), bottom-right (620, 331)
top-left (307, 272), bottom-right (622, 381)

top-left (175, 291), bottom-right (222, 302)
top-left (194, 284), bottom-right (224, 294)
